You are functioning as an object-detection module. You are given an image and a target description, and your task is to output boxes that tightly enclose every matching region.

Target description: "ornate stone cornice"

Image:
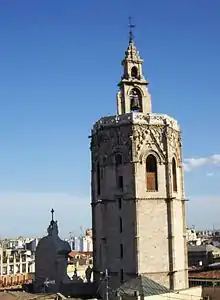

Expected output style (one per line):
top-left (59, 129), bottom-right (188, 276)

top-left (92, 112), bottom-right (180, 134)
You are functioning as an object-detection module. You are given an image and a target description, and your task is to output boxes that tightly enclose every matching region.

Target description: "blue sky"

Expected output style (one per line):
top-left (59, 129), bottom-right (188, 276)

top-left (0, 0), bottom-right (220, 237)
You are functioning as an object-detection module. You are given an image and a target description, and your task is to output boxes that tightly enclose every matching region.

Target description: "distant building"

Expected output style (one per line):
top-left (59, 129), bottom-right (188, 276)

top-left (26, 238), bottom-right (39, 252)
top-left (68, 237), bottom-right (81, 251)
top-left (186, 228), bottom-right (202, 245)
top-left (80, 236), bottom-right (93, 252)
top-left (67, 229), bottom-right (93, 252)
top-left (0, 247), bottom-right (35, 275)
top-left (188, 244), bottom-right (220, 267)
top-left (85, 229), bottom-right (92, 237)
top-left (68, 251), bottom-right (93, 282)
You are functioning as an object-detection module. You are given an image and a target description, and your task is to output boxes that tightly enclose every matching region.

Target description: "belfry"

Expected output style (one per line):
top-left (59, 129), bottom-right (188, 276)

top-left (90, 21), bottom-right (188, 292)
top-left (116, 19), bottom-right (151, 115)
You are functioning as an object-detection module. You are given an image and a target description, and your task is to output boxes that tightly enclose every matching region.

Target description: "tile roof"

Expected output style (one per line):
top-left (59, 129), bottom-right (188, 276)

top-left (117, 275), bottom-right (169, 297)
top-left (189, 271), bottom-right (220, 279)
top-left (0, 291), bottom-right (56, 300)
top-left (68, 251), bottom-right (92, 258)
top-left (188, 244), bottom-right (220, 253)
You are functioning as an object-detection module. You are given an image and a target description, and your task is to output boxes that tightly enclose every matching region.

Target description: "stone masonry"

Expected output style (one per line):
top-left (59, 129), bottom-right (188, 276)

top-left (90, 33), bottom-right (188, 293)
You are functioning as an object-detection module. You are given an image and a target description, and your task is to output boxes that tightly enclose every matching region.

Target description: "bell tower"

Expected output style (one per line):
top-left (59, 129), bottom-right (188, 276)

top-left (90, 21), bottom-right (189, 294)
top-left (117, 19), bottom-right (152, 115)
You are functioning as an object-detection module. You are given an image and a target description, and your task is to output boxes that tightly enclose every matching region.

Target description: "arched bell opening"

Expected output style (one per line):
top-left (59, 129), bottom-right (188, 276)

top-left (131, 66), bottom-right (138, 78)
top-left (130, 88), bottom-right (142, 112)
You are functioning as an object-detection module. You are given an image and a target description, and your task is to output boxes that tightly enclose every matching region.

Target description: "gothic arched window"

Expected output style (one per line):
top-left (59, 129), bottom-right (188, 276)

top-left (172, 158), bottom-right (177, 192)
top-left (130, 88), bottom-right (142, 112)
top-left (96, 162), bottom-right (101, 196)
top-left (146, 154), bottom-right (158, 191)
top-left (131, 66), bottom-right (138, 78)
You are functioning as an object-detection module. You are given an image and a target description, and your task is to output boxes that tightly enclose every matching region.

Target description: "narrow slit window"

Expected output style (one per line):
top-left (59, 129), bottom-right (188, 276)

top-left (96, 162), bottom-right (101, 195)
top-left (118, 198), bottom-right (122, 209)
top-left (120, 244), bottom-right (124, 258)
top-left (172, 158), bottom-right (177, 192)
top-left (118, 176), bottom-right (124, 191)
top-left (120, 269), bottom-right (124, 283)
top-left (119, 217), bottom-right (123, 233)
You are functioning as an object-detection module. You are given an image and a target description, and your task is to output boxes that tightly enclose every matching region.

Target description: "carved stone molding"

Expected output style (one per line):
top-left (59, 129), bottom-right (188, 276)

top-left (91, 114), bottom-right (183, 167)
top-left (92, 112), bottom-right (180, 134)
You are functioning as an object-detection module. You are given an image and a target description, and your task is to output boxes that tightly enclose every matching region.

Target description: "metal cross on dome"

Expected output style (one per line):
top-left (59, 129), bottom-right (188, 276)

top-left (51, 208), bottom-right (55, 221)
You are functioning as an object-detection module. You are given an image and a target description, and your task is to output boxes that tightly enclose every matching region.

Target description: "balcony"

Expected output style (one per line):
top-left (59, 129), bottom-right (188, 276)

top-left (9, 257), bottom-right (14, 264)
top-left (21, 256), bottom-right (26, 263)
top-left (2, 257), bottom-right (7, 264)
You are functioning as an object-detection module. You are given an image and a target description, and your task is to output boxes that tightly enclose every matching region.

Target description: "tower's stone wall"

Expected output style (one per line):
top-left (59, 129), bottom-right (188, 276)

top-left (91, 113), bottom-right (188, 291)
top-left (90, 30), bottom-right (189, 296)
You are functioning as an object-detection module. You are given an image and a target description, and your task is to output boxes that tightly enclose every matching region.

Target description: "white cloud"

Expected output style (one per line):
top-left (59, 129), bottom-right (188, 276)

top-left (183, 154), bottom-right (220, 172)
top-left (0, 192), bottom-right (91, 238)
top-left (206, 172), bottom-right (214, 177)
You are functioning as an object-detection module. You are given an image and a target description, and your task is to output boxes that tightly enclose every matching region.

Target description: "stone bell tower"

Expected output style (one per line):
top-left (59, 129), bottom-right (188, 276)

top-left (90, 25), bottom-right (188, 292)
top-left (116, 29), bottom-right (152, 115)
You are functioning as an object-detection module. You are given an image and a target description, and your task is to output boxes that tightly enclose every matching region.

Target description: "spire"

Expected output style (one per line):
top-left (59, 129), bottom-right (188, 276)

top-left (122, 18), bottom-right (143, 67)
top-left (116, 22), bottom-right (152, 115)
top-left (47, 208), bottom-right (59, 236)
top-left (123, 40), bottom-right (142, 63)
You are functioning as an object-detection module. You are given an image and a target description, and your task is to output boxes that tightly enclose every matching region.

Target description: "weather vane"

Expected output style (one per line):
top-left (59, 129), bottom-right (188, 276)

top-left (128, 16), bottom-right (135, 42)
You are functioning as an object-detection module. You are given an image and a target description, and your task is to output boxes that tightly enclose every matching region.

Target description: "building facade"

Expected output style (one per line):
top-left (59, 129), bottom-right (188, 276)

top-left (0, 247), bottom-right (35, 276)
top-left (90, 33), bottom-right (188, 291)
top-left (67, 229), bottom-right (93, 252)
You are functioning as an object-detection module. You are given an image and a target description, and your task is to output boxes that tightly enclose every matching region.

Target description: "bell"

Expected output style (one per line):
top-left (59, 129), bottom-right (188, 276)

top-left (131, 96), bottom-right (140, 111)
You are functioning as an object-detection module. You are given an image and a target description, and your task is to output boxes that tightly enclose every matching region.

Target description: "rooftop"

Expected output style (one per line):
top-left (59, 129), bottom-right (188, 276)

top-left (189, 270), bottom-right (220, 279)
top-left (188, 244), bottom-right (220, 253)
top-left (0, 291), bottom-right (56, 300)
top-left (68, 251), bottom-right (92, 258)
top-left (117, 275), bottom-right (169, 297)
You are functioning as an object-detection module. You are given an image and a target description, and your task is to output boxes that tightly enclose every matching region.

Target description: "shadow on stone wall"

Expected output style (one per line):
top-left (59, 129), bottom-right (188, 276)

top-left (24, 282), bottom-right (99, 299)
top-left (59, 282), bottom-right (99, 298)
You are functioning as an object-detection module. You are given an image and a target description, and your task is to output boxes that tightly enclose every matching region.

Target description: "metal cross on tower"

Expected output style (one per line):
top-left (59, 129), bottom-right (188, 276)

top-left (128, 16), bottom-right (135, 42)
top-left (51, 208), bottom-right (55, 221)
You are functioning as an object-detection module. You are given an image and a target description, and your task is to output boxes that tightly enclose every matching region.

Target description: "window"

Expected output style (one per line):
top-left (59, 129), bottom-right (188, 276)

top-left (96, 162), bottom-right (101, 195)
top-left (131, 66), bottom-right (138, 78)
top-left (120, 269), bottom-right (124, 283)
top-left (119, 217), bottom-right (123, 233)
top-left (118, 198), bottom-right (122, 209)
top-left (172, 158), bottom-right (177, 192)
top-left (22, 264), bottom-right (26, 273)
top-left (117, 176), bottom-right (123, 191)
top-left (115, 154), bottom-right (123, 166)
top-left (146, 154), bottom-right (158, 191)
top-left (120, 244), bottom-right (124, 258)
